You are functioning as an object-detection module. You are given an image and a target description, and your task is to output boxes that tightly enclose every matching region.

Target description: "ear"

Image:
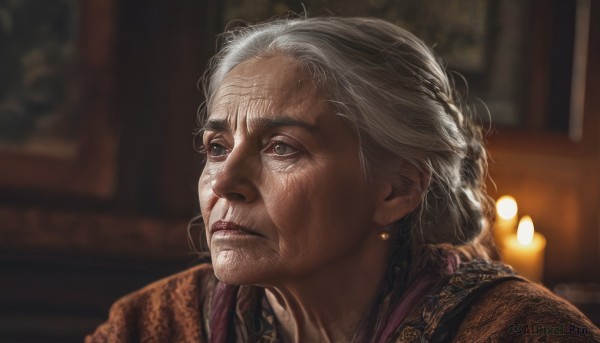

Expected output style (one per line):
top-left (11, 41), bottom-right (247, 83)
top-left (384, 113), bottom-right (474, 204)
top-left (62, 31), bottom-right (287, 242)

top-left (373, 167), bottom-right (429, 227)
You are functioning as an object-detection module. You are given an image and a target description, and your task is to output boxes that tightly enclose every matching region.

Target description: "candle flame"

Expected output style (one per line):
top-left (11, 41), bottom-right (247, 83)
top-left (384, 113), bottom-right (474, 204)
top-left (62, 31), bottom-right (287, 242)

top-left (496, 195), bottom-right (518, 219)
top-left (517, 216), bottom-right (534, 245)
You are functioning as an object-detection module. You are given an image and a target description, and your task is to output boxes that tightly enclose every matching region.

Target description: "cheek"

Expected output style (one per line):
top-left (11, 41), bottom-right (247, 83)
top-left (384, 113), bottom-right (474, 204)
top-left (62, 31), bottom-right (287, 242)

top-left (262, 172), bottom-right (316, 267)
top-left (198, 169), bottom-right (216, 226)
top-left (310, 166), bottom-right (371, 227)
top-left (264, 160), bottom-right (372, 263)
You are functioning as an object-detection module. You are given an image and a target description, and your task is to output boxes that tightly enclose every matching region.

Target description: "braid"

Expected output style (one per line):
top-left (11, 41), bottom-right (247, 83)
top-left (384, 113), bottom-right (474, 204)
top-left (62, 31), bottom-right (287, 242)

top-left (428, 72), bottom-right (495, 258)
top-left (401, 65), bottom-right (494, 259)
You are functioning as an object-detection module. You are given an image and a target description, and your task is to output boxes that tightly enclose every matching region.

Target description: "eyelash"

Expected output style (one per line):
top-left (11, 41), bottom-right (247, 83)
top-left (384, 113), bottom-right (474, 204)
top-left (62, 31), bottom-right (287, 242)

top-left (207, 143), bottom-right (229, 157)
top-left (203, 138), bottom-right (300, 159)
top-left (264, 141), bottom-right (299, 156)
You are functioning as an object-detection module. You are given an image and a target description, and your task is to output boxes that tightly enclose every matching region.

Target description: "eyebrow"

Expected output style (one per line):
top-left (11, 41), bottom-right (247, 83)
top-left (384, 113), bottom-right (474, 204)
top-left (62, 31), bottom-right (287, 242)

top-left (202, 117), bottom-right (317, 133)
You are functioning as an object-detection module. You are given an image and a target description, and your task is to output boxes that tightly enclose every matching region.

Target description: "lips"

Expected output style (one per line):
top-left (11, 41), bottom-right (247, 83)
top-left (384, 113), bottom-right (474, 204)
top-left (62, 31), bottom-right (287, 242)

top-left (210, 220), bottom-right (261, 236)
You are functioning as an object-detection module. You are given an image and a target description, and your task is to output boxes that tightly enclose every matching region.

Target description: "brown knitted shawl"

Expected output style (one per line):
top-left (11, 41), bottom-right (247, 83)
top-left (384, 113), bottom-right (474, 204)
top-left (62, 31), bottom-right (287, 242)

top-left (86, 261), bottom-right (600, 342)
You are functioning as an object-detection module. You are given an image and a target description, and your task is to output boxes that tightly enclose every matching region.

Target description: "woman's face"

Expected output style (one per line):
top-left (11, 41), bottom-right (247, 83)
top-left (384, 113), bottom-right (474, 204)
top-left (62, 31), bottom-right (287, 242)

top-left (199, 55), bottom-right (385, 285)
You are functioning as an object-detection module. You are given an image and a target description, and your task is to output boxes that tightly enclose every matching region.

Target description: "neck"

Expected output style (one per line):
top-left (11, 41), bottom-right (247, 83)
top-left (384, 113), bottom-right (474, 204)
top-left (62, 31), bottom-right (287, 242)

top-left (265, 236), bottom-right (391, 343)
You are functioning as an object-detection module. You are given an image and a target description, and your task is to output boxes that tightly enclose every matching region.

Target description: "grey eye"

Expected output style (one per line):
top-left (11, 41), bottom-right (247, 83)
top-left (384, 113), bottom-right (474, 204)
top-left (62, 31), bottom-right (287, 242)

top-left (272, 142), bottom-right (296, 156)
top-left (208, 144), bottom-right (228, 156)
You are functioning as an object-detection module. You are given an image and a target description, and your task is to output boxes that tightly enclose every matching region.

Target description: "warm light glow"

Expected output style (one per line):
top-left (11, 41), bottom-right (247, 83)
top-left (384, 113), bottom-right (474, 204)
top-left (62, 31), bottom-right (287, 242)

top-left (517, 216), bottom-right (535, 245)
top-left (496, 195), bottom-right (518, 219)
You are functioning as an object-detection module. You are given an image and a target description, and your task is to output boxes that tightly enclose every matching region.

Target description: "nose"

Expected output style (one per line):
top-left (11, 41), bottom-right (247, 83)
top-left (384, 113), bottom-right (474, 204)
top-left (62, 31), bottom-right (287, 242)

top-left (210, 147), bottom-right (258, 203)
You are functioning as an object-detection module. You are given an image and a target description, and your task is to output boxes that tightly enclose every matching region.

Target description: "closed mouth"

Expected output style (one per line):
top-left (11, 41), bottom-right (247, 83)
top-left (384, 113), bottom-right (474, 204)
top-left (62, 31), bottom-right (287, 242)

top-left (210, 220), bottom-right (262, 236)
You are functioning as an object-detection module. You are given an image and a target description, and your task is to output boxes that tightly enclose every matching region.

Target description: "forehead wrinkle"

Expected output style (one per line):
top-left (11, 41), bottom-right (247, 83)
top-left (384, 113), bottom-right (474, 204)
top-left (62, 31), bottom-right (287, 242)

top-left (210, 56), bottom-right (325, 135)
top-left (237, 95), bottom-right (275, 136)
top-left (211, 82), bottom-right (274, 134)
top-left (211, 85), bottom-right (330, 139)
top-left (223, 95), bottom-right (278, 135)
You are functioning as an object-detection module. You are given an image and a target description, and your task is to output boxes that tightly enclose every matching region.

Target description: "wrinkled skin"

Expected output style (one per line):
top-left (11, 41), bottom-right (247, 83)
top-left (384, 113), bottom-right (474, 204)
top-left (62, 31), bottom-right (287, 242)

top-left (198, 55), bottom-right (418, 342)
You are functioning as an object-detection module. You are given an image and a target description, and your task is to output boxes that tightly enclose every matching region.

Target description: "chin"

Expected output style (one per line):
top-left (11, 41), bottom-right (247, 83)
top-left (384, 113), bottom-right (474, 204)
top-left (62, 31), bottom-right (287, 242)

top-left (213, 262), bottom-right (249, 284)
top-left (211, 250), bottom-right (279, 285)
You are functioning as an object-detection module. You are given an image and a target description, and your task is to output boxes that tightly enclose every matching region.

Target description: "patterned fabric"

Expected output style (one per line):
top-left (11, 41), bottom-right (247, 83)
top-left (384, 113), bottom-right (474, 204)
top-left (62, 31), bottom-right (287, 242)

top-left (234, 286), bottom-right (282, 343)
top-left (209, 255), bottom-right (522, 342)
top-left (370, 249), bottom-right (461, 343)
top-left (226, 258), bottom-right (522, 343)
top-left (389, 259), bottom-right (523, 342)
top-left (86, 258), bottom-right (600, 342)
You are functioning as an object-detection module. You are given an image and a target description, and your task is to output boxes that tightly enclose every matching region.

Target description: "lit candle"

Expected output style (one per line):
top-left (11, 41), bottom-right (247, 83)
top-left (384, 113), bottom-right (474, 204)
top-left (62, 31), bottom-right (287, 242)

top-left (493, 195), bottom-right (518, 248)
top-left (502, 216), bottom-right (547, 283)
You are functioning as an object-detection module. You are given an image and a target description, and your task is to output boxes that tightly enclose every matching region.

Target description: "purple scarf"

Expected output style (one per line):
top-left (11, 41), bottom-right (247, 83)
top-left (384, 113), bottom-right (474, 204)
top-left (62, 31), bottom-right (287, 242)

top-left (210, 251), bottom-right (460, 343)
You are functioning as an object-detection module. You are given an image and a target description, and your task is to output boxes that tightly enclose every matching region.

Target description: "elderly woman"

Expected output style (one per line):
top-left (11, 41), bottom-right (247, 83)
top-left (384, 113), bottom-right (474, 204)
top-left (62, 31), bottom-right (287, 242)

top-left (87, 17), bottom-right (599, 342)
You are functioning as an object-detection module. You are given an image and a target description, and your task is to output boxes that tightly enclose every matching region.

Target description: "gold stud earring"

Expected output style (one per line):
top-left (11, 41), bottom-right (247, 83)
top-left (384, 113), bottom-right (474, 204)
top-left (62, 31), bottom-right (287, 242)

top-left (379, 231), bottom-right (390, 241)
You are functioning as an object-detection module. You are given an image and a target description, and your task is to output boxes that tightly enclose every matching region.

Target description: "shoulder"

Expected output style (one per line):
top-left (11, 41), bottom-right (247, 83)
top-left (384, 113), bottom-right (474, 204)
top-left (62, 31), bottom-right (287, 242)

top-left (454, 279), bottom-right (600, 342)
top-left (86, 263), bottom-right (217, 343)
top-left (109, 263), bottom-right (217, 316)
top-left (394, 259), bottom-right (599, 342)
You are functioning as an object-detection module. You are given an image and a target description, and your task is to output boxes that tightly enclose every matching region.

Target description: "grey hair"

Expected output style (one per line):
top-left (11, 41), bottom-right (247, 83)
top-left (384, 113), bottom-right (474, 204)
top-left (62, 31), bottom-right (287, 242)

top-left (199, 17), bottom-right (495, 258)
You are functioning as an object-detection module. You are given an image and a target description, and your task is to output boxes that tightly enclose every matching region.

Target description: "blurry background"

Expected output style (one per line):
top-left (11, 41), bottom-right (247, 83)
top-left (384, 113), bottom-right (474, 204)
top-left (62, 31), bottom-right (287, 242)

top-left (0, 0), bottom-right (598, 341)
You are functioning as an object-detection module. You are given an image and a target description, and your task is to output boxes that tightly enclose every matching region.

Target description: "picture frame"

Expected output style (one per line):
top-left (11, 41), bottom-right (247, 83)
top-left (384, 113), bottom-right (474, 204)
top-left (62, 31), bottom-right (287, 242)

top-left (0, 0), bottom-right (118, 198)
